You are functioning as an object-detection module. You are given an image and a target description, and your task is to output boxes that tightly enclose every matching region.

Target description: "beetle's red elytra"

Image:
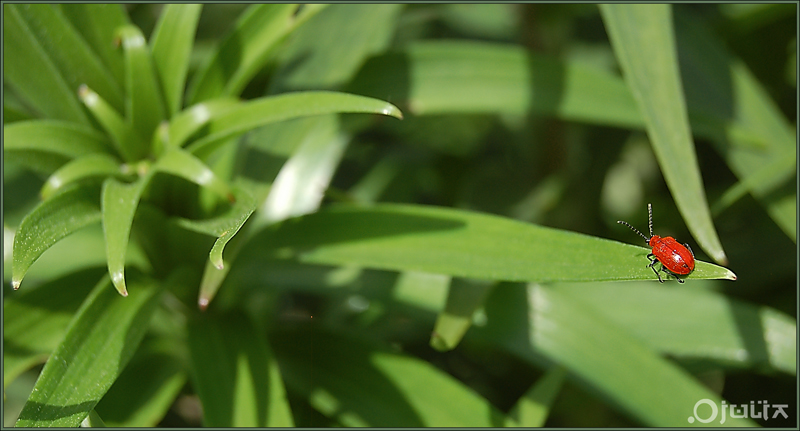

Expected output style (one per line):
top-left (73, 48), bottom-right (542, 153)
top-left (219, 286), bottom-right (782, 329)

top-left (617, 203), bottom-right (695, 283)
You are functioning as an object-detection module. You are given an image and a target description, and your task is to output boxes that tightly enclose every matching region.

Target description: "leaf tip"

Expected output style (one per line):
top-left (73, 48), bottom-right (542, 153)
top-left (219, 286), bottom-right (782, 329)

top-left (111, 270), bottom-right (128, 296)
top-left (198, 296), bottom-right (210, 311)
top-left (212, 256), bottom-right (224, 270)
top-left (383, 105), bottom-right (403, 120)
top-left (11, 279), bottom-right (21, 290)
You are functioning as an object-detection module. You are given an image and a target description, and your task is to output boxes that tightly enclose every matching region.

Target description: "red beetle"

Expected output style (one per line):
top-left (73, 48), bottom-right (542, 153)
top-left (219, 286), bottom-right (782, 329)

top-left (617, 203), bottom-right (695, 283)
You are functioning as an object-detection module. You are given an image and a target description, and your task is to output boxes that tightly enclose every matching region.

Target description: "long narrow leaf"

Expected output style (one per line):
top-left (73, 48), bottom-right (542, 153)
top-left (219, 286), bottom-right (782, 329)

top-left (94, 336), bottom-right (187, 427)
top-left (12, 185), bottom-right (102, 289)
top-left (3, 268), bottom-right (104, 388)
top-left (505, 366), bottom-right (567, 427)
top-left (154, 148), bottom-right (233, 202)
top-left (673, 9), bottom-right (796, 241)
top-left (478, 284), bottom-right (756, 427)
top-left (199, 115), bottom-right (349, 308)
top-left (348, 41), bottom-right (644, 127)
top-left (244, 204), bottom-right (735, 284)
top-left (270, 4), bottom-right (403, 91)
top-left (101, 174), bottom-right (153, 296)
top-left (15, 274), bottom-right (163, 427)
top-left (272, 329), bottom-right (504, 426)
top-left (187, 312), bottom-right (294, 427)
top-left (57, 4), bottom-right (128, 86)
top-left (165, 98), bottom-right (240, 148)
top-left (41, 153), bottom-right (126, 199)
top-left (150, 4), bottom-right (202, 116)
top-left (116, 24), bottom-right (166, 153)
top-left (554, 282), bottom-right (797, 375)
top-left (4, 120), bottom-right (111, 167)
top-left (430, 278), bottom-right (493, 351)
top-left (3, 5), bottom-right (89, 125)
top-left (78, 84), bottom-right (139, 162)
top-left (186, 4), bottom-right (299, 104)
top-left (600, 4), bottom-right (725, 264)
top-left (13, 4), bottom-right (124, 112)
top-left (186, 91), bottom-right (402, 158)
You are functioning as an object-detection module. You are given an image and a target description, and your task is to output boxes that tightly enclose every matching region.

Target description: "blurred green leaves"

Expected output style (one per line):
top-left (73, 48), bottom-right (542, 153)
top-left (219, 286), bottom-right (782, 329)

top-left (3, 3), bottom-right (795, 428)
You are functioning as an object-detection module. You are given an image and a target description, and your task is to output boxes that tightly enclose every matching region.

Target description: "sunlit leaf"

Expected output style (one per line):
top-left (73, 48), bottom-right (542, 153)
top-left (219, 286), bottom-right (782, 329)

top-left (154, 148), bottom-right (233, 202)
top-left (600, 4), bottom-right (726, 265)
top-left (186, 4), bottom-right (299, 104)
top-left (3, 4), bottom-right (89, 125)
top-left (150, 4), bottom-right (202, 116)
top-left (505, 366), bottom-right (566, 427)
top-left (41, 153), bottom-right (126, 199)
top-left (78, 84), bottom-right (139, 162)
top-left (15, 274), bottom-right (163, 427)
top-left (3, 268), bottom-right (103, 388)
top-left (57, 4), bottom-right (128, 86)
top-left (115, 24), bottom-right (166, 153)
top-left (101, 174), bottom-right (154, 296)
top-left (187, 91), bottom-right (402, 158)
top-left (188, 312), bottom-right (294, 427)
top-left (244, 204), bottom-right (735, 284)
top-left (12, 185), bottom-right (102, 290)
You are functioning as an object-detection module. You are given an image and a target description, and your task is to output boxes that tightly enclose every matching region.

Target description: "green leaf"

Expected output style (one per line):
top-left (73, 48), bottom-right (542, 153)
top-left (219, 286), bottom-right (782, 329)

top-left (12, 185), bottom-right (102, 290)
top-left (186, 91), bottom-right (402, 158)
top-left (392, 271), bottom-right (450, 313)
top-left (101, 175), bottom-right (153, 296)
top-left (154, 148), bottom-right (233, 202)
top-left (115, 24), bottom-right (166, 152)
top-left (430, 278), bottom-right (493, 351)
top-left (273, 329), bottom-right (504, 426)
top-left (553, 282), bottom-right (796, 375)
top-left (57, 4), bottom-right (128, 87)
top-left (186, 4), bottom-right (299, 104)
top-left (253, 115), bottom-right (349, 225)
top-left (175, 183), bottom-right (257, 293)
top-left (165, 98), bottom-right (240, 148)
top-left (348, 41), bottom-right (643, 127)
top-left (176, 183), bottom-right (258, 239)
top-left (150, 4), bottom-right (202, 116)
top-left (94, 336), bottom-right (187, 427)
top-left (78, 85), bottom-right (139, 162)
top-left (600, 4), bottom-right (726, 265)
top-left (271, 4), bottom-right (404, 91)
top-left (81, 410), bottom-right (107, 427)
top-left (3, 4), bottom-right (90, 125)
top-left (187, 312), bottom-right (294, 427)
top-left (505, 366), bottom-right (566, 427)
top-left (41, 154), bottom-right (126, 199)
top-left (199, 115), bottom-right (349, 308)
top-left (479, 284), bottom-right (757, 427)
top-left (15, 273), bottom-right (163, 427)
top-left (12, 4), bottom-right (124, 112)
top-left (245, 204), bottom-right (735, 284)
top-left (3, 268), bottom-right (104, 389)
top-left (673, 9), bottom-right (796, 241)
top-left (4, 120), bottom-right (110, 165)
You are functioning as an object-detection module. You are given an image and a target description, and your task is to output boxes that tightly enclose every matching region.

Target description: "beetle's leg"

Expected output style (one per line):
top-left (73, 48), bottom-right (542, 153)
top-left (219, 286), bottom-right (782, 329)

top-left (684, 243), bottom-right (694, 258)
top-left (647, 254), bottom-right (664, 282)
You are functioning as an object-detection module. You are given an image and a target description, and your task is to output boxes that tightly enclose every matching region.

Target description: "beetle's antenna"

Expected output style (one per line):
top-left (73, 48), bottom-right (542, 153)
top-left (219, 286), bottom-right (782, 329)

top-left (617, 220), bottom-right (649, 242)
top-left (647, 203), bottom-right (653, 238)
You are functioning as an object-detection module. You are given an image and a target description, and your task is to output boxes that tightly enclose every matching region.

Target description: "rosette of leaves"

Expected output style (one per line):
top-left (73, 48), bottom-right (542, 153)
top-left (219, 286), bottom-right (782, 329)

top-left (5, 4), bottom-right (402, 299)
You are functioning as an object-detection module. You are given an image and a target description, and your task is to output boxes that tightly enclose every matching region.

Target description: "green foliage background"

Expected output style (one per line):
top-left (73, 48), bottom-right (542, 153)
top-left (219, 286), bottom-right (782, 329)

top-left (3, 4), bottom-right (796, 427)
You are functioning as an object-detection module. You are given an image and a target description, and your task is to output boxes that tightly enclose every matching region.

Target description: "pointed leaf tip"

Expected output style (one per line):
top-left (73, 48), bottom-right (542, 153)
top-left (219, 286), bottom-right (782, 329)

top-left (111, 270), bottom-right (128, 296)
top-left (11, 279), bottom-right (21, 290)
top-left (198, 297), bottom-right (209, 310)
